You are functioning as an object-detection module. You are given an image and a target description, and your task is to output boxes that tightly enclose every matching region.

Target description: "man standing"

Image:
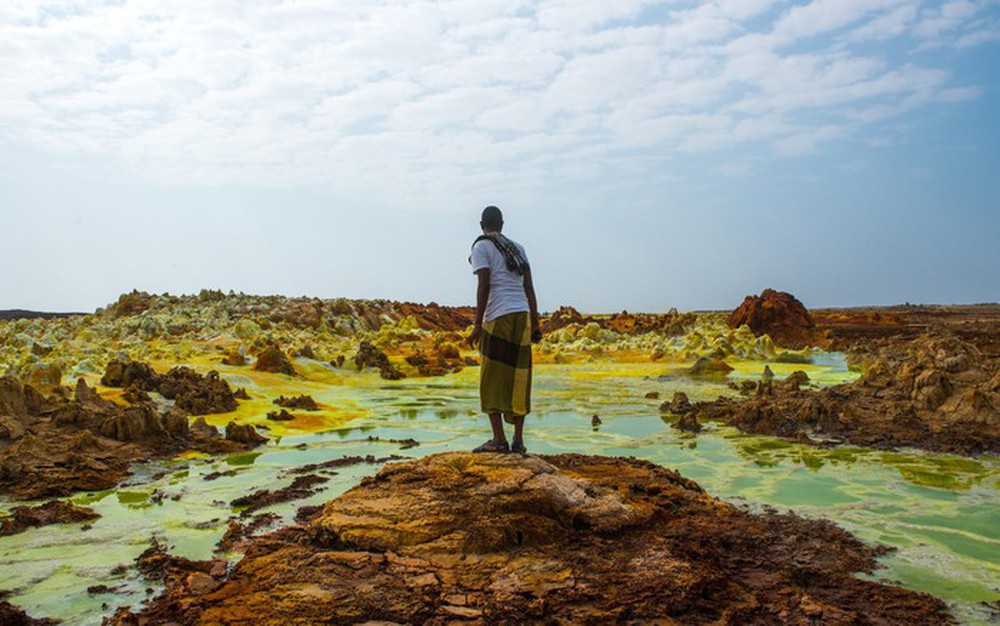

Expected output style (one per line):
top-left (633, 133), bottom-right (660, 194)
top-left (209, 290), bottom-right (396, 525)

top-left (467, 205), bottom-right (541, 454)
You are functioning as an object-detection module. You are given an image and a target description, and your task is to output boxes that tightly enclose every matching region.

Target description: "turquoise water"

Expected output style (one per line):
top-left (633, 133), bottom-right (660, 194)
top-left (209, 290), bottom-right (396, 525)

top-left (0, 361), bottom-right (998, 625)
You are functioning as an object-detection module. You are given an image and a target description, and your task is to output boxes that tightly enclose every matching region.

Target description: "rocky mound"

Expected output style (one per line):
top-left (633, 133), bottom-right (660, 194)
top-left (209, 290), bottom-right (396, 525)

top-left (728, 289), bottom-right (818, 349)
top-left (273, 394), bottom-right (319, 411)
top-left (355, 340), bottom-right (404, 380)
top-left (110, 452), bottom-right (950, 625)
top-left (0, 375), bottom-right (264, 499)
top-left (102, 358), bottom-right (240, 415)
top-left (252, 345), bottom-right (297, 376)
top-left (0, 500), bottom-right (99, 537)
top-left (0, 600), bottom-right (56, 625)
top-left (158, 367), bottom-right (239, 414)
top-left (543, 305), bottom-right (586, 333)
top-left (692, 332), bottom-right (1000, 455)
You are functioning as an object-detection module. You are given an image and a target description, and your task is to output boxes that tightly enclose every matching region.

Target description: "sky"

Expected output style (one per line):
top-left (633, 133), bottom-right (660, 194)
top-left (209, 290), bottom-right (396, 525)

top-left (1, 0), bottom-right (998, 314)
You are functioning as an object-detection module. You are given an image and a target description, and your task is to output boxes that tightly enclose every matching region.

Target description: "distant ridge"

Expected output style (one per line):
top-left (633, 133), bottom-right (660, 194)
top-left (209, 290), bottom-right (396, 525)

top-left (0, 309), bottom-right (86, 320)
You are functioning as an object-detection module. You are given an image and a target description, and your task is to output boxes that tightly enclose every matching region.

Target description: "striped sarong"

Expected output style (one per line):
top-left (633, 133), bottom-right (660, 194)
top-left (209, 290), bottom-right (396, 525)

top-left (479, 311), bottom-right (531, 417)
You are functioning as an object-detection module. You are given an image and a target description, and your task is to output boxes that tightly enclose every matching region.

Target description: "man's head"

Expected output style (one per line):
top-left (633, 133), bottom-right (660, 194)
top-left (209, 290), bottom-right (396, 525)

top-left (481, 205), bottom-right (503, 233)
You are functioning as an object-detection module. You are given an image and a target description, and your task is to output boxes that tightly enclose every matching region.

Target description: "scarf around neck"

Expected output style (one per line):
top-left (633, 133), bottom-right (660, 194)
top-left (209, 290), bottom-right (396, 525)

top-left (470, 233), bottom-right (530, 276)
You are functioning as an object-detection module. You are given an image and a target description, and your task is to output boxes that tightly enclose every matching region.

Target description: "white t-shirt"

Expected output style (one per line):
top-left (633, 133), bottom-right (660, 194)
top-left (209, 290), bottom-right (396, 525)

top-left (470, 237), bottom-right (530, 323)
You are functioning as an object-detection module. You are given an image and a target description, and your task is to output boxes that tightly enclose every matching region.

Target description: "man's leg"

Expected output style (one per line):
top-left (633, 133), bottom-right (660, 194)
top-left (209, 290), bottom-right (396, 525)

top-left (511, 414), bottom-right (525, 450)
top-left (489, 413), bottom-right (507, 443)
top-left (472, 412), bottom-right (509, 453)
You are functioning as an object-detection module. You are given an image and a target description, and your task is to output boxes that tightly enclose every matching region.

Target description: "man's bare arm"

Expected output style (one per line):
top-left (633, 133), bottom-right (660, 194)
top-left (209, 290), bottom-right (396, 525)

top-left (468, 268), bottom-right (490, 346)
top-left (524, 269), bottom-right (541, 343)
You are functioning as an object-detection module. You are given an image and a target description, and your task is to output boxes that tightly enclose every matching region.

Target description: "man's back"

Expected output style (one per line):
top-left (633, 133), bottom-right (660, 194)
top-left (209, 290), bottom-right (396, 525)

top-left (470, 236), bottom-right (530, 322)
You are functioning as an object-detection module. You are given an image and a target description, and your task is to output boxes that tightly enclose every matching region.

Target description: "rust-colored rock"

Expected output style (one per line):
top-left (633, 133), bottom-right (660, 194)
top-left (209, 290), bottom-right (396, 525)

top-left (728, 289), bottom-right (818, 349)
top-left (394, 301), bottom-right (476, 332)
top-left (107, 289), bottom-right (155, 318)
top-left (691, 332), bottom-right (1000, 455)
top-left (0, 500), bottom-right (100, 537)
top-left (252, 346), bottom-right (297, 376)
top-left (111, 452), bottom-right (952, 625)
top-left (542, 305), bottom-right (585, 333)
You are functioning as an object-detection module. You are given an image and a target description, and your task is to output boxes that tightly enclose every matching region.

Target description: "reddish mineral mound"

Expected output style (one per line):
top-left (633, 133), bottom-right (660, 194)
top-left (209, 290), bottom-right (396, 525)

top-left (729, 289), bottom-right (819, 348)
top-left (111, 452), bottom-right (950, 625)
top-left (543, 305), bottom-right (586, 333)
top-left (396, 301), bottom-right (476, 331)
top-left (106, 290), bottom-right (156, 318)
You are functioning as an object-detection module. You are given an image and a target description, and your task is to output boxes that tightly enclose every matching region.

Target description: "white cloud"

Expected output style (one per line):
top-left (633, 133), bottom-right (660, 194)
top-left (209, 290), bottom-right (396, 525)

top-left (0, 0), bottom-right (989, 207)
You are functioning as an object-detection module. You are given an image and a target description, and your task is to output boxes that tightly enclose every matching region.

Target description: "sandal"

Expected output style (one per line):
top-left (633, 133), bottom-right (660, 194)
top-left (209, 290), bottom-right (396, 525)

top-left (472, 439), bottom-right (510, 453)
top-left (510, 441), bottom-right (527, 455)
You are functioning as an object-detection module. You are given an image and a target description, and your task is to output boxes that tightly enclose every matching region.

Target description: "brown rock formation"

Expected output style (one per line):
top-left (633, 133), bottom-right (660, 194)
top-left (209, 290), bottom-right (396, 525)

top-left (102, 359), bottom-right (238, 415)
top-left (100, 358), bottom-right (160, 390)
top-left (158, 367), bottom-right (239, 415)
top-left (355, 340), bottom-right (405, 380)
top-left (542, 305), bottom-right (585, 333)
top-left (273, 395), bottom-right (319, 411)
top-left (0, 377), bottom-right (262, 499)
top-left (231, 474), bottom-right (329, 517)
top-left (395, 301), bottom-right (476, 332)
top-left (23, 362), bottom-right (62, 395)
top-left (0, 500), bottom-right (100, 537)
top-left (266, 409), bottom-right (295, 421)
top-left (225, 422), bottom-right (267, 446)
top-left (686, 356), bottom-right (734, 378)
top-left (0, 415), bottom-right (26, 441)
top-left (221, 351), bottom-right (246, 366)
top-left (673, 412), bottom-right (702, 433)
top-left (0, 375), bottom-right (33, 416)
top-left (0, 600), bottom-right (57, 625)
top-left (404, 349), bottom-right (463, 377)
top-left (691, 332), bottom-right (1000, 455)
top-left (252, 346), bottom-right (297, 376)
top-left (660, 391), bottom-right (693, 414)
top-left (107, 290), bottom-right (155, 318)
top-left (728, 289), bottom-right (818, 349)
top-left (110, 453), bottom-right (951, 625)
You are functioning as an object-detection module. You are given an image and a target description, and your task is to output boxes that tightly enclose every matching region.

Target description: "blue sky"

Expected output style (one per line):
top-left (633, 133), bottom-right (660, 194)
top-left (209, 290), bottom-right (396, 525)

top-left (1, 0), bottom-right (998, 313)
